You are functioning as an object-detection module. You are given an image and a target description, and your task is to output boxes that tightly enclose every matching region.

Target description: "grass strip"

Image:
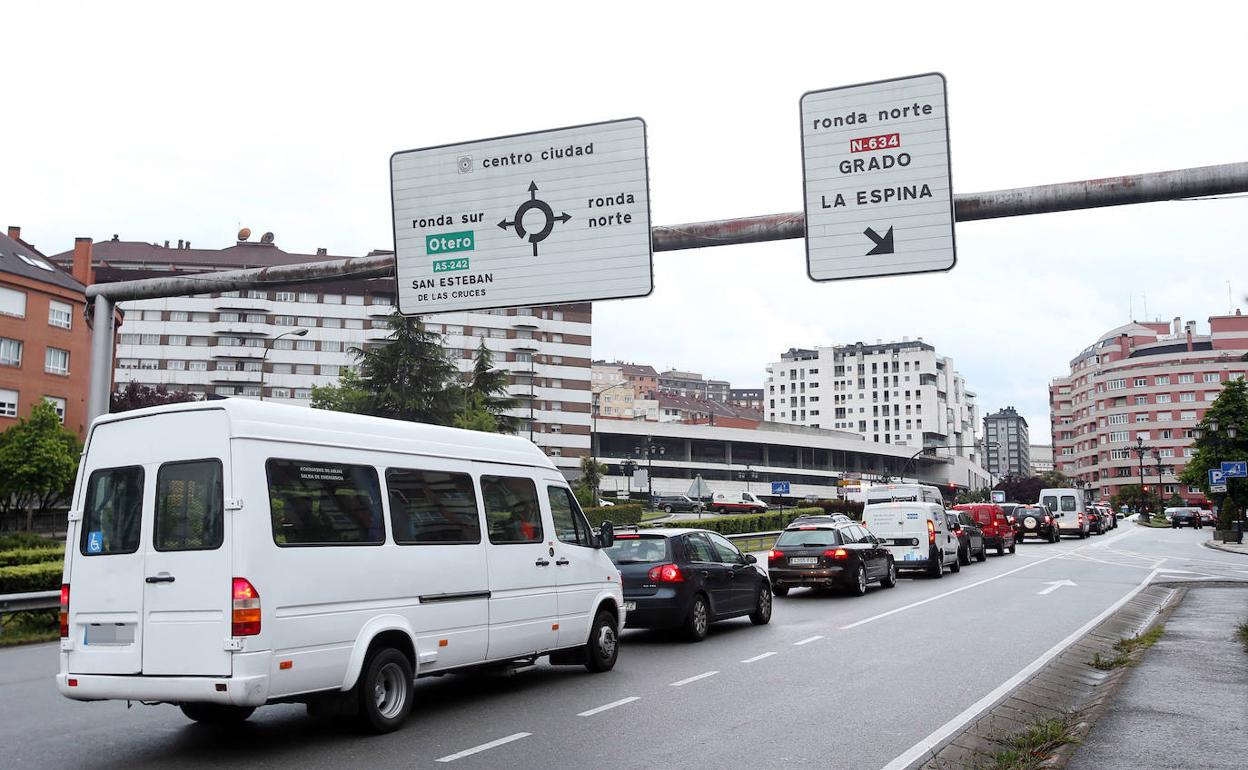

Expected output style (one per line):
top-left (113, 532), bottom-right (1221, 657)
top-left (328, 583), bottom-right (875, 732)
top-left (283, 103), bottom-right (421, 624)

top-left (1089, 624), bottom-right (1165, 670)
top-left (987, 714), bottom-right (1081, 770)
top-left (1236, 620), bottom-right (1248, 655)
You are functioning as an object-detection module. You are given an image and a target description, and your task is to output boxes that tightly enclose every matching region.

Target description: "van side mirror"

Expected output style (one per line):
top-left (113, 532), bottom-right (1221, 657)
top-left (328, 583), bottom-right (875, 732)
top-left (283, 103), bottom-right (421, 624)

top-left (598, 520), bottom-right (614, 549)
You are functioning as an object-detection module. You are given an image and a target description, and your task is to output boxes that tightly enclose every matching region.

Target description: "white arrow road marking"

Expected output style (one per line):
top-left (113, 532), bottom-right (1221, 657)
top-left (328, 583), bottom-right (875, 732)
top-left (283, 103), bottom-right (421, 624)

top-left (577, 697), bottom-right (639, 717)
top-left (436, 733), bottom-right (531, 763)
top-left (669, 671), bottom-right (718, 687)
top-left (1037, 580), bottom-right (1077, 595)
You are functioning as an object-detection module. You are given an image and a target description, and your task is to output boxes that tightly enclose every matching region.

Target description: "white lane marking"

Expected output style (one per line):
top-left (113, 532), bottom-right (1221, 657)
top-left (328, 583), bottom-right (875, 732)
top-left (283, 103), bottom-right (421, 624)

top-left (845, 530), bottom-right (1143, 631)
top-left (1037, 579), bottom-right (1077, 595)
top-left (436, 732), bottom-right (531, 763)
top-left (878, 567), bottom-right (1161, 770)
top-left (741, 651), bottom-right (777, 664)
top-left (793, 635), bottom-right (824, 646)
top-left (669, 671), bottom-right (718, 687)
top-left (577, 696), bottom-right (639, 717)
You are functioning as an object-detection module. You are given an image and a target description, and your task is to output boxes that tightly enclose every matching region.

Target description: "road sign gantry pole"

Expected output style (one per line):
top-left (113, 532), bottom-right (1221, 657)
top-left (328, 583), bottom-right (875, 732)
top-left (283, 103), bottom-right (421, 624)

top-left (85, 161), bottom-right (1248, 423)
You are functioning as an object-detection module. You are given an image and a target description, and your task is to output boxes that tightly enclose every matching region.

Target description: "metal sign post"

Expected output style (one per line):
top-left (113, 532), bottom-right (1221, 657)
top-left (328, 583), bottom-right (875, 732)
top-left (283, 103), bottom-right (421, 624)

top-left (390, 118), bottom-right (653, 315)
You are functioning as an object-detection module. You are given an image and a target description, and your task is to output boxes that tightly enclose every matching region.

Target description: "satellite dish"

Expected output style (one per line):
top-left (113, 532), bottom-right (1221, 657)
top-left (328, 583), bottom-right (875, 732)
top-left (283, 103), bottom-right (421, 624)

top-left (261, 232), bottom-right (275, 244)
top-left (237, 227), bottom-right (251, 241)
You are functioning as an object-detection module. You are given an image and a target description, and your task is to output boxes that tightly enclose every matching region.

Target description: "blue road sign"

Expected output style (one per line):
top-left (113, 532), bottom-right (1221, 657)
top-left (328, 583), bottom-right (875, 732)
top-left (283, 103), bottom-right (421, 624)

top-left (1220, 460), bottom-right (1247, 478)
top-left (771, 481), bottom-right (791, 495)
top-left (1208, 469), bottom-right (1226, 486)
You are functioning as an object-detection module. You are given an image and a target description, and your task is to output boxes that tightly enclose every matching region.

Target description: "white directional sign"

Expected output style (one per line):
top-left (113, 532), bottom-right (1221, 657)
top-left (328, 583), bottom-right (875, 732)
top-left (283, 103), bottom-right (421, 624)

top-left (801, 73), bottom-right (955, 281)
top-left (391, 118), bottom-right (652, 314)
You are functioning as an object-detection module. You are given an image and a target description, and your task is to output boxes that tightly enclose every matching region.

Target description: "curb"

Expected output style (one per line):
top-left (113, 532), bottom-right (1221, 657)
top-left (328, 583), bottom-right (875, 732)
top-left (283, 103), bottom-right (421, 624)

top-left (1201, 539), bottom-right (1248, 557)
top-left (917, 583), bottom-right (1186, 770)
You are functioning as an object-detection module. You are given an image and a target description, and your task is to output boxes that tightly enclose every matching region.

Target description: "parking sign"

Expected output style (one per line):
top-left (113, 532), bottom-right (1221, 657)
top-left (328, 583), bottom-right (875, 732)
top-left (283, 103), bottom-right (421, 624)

top-left (1208, 468), bottom-right (1226, 486)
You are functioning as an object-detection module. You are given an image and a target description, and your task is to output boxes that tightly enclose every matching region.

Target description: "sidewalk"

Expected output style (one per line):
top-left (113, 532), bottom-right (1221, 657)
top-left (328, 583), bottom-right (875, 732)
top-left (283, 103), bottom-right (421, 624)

top-left (1066, 586), bottom-right (1248, 770)
top-left (1204, 538), bottom-right (1248, 556)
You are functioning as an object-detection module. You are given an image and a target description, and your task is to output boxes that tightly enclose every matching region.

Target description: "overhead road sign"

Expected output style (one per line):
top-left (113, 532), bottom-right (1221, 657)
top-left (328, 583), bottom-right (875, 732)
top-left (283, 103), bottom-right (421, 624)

top-left (772, 481), bottom-right (791, 495)
top-left (801, 73), bottom-right (955, 281)
top-left (1220, 460), bottom-right (1247, 478)
top-left (391, 118), bottom-right (652, 314)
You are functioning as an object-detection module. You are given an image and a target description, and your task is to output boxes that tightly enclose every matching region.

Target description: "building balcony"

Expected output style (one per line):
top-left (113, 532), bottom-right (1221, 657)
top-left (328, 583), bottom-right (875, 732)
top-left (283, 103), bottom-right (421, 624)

top-left (209, 346), bottom-right (265, 359)
top-left (210, 370), bottom-right (263, 384)
top-left (211, 322), bottom-right (271, 336)
top-left (367, 304), bottom-right (396, 318)
top-left (214, 297), bottom-right (272, 313)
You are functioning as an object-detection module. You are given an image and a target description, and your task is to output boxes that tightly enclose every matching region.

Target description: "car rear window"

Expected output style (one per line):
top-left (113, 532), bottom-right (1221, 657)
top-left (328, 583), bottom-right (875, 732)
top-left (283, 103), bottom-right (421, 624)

top-left (154, 459), bottom-right (223, 552)
top-left (267, 459), bottom-right (385, 546)
top-left (776, 528), bottom-right (841, 547)
top-left (80, 465), bottom-right (145, 556)
top-left (605, 535), bottom-right (669, 564)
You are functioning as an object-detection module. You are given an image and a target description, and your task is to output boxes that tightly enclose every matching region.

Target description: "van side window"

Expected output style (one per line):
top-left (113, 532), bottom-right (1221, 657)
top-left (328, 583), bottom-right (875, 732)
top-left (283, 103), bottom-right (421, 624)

top-left (386, 468), bottom-right (481, 545)
top-left (548, 486), bottom-right (589, 546)
top-left (266, 459), bottom-right (384, 546)
top-left (1060, 496), bottom-right (1077, 512)
top-left (154, 459), bottom-right (223, 551)
top-left (80, 466), bottom-right (144, 556)
top-left (1042, 495), bottom-right (1058, 512)
top-left (481, 475), bottom-right (542, 544)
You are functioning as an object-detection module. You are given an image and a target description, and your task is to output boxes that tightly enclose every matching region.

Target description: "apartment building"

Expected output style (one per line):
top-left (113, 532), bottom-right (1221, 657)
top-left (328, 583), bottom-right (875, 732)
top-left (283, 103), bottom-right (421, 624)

top-left (983, 406), bottom-right (1031, 478)
top-left (763, 339), bottom-right (981, 459)
top-left (729, 388), bottom-right (764, 410)
top-left (1049, 314), bottom-right (1248, 505)
top-left (1030, 444), bottom-right (1054, 475)
top-left (657, 369), bottom-right (730, 402)
top-left (50, 233), bottom-right (592, 473)
top-left (0, 228), bottom-right (99, 437)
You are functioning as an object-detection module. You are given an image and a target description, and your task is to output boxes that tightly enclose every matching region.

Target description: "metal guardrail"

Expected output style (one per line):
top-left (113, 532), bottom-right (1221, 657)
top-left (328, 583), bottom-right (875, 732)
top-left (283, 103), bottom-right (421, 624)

top-left (0, 590), bottom-right (59, 613)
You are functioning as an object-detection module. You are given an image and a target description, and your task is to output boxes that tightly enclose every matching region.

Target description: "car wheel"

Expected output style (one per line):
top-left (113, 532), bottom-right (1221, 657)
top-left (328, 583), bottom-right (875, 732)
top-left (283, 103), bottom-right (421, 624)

top-left (976, 544), bottom-right (987, 562)
top-left (950, 552), bottom-right (961, 573)
top-left (1008, 540), bottom-right (1016, 554)
top-left (958, 544), bottom-right (970, 566)
top-left (354, 647), bottom-right (414, 734)
top-left (880, 559), bottom-right (898, 588)
top-left (717, 507), bottom-right (728, 515)
top-left (997, 542), bottom-right (1005, 556)
top-left (772, 583), bottom-right (789, 597)
top-left (683, 594), bottom-right (710, 642)
top-left (584, 610), bottom-right (619, 673)
top-left (663, 505), bottom-right (673, 514)
top-left (749, 584), bottom-right (773, 625)
top-left (849, 564), bottom-right (868, 596)
top-left (179, 703), bottom-right (255, 724)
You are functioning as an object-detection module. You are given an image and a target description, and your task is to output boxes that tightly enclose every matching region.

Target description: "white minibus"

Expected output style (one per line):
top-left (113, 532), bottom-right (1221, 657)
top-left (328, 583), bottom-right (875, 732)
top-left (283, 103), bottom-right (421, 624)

top-left (57, 400), bottom-right (624, 732)
top-left (864, 483), bottom-right (945, 506)
top-left (1038, 487), bottom-right (1090, 538)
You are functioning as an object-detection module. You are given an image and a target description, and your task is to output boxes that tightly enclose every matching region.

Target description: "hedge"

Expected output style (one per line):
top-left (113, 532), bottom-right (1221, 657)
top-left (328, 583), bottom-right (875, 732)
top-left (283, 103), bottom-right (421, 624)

top-left (0, 561), bottom-right (63, 594)
top-left (586, 503), bottom-right (644, 526)
top-left (0, 547), bottom-right (66, 568)
top-left (650, 507), bottom-right (824, 536)
top-left (0, 533), bottom-right (62, 551)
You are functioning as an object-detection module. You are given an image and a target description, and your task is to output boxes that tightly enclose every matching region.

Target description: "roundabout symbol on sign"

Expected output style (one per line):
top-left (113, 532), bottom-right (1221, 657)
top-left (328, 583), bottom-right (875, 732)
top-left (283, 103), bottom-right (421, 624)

top-left (498, 181), bottom-right (572, 256)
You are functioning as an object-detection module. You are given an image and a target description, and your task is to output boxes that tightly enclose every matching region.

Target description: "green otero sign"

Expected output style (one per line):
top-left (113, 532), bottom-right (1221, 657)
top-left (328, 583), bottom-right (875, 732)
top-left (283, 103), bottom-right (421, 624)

top-left (426, 230), bottom-right (475, 255)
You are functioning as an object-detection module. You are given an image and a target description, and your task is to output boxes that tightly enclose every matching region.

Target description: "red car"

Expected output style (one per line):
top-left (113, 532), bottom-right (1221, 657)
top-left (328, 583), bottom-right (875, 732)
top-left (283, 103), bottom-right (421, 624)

top-left (953, 503), bottom-right (1017, 555)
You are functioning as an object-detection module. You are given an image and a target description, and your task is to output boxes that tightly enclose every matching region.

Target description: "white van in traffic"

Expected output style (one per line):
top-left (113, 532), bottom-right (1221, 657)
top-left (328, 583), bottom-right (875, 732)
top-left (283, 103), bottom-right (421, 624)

top-left (1038, 488), bottom-right (1089, 538)
top-left (57, 400), bottom-right (624, 732)
top-left (864, 483), bottom-right (945, 506)
top-left (862, 502), bottom-right (961, 578)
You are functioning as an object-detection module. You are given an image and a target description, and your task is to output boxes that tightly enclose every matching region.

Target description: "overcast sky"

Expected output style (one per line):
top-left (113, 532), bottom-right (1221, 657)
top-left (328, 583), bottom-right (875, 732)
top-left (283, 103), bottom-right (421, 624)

top-left (5, 1), bottom-right (1246, 436)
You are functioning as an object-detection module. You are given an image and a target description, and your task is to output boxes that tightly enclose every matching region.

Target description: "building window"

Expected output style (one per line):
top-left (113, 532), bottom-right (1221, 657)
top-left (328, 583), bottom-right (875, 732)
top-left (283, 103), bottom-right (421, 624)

top-left (1177, 374), bottom-right (1194, 384)
top-left (297, 317), bottom-right (317, 327)
top-left (274, 315), bottom-right (295, 326)
top-left (0, 388), bottom-right (17, 417)
top-left (344, 319), bottom-right (364, 329)
top-left (140, 334), bottom-right (160, 345)
top-left (296, 339), bottom-right (316, 351)
top-left (323, 317), bottom-right (342, 329)
top-left (168, 360), bottom-right (185, 371)
top-left (0, 337), bottom-right (22, 367)
top-left (323, 294), bottom-right (342, 305)
top-left (188, 361), bottom-right (208, 371)
top-left (371, 295), bottom-right (393, 306)
top-left (48, 300), bottom-right (72, 329)
top-left (1180, 410), bottom-right (1197, 421)
top-left (1108, 431), bottom-right (1128, 442)
top-left (247, 290), bottom-right (267, 300)
top-left (295, 364), bottom-right (316, 375)
top-left (299, 292), bottom-right (318, 303)
top-left (1156, 394), bottom-right (1171, 403)
top-left (139, 359), bottom-right (159, 370)
top-left (272, 338), bottom-right (295, 350)
top-left (169, 311), bottom-right (189, 322)
top-left (345, 295), bottom-right (365, 306)
top-left (241, 386), bottom-right (261, 397)
top-left (322, 341), bottom-right (344, 352)
top-left (270, 388), bottom-right (291, 399)
top-left (43, 396), bottom-right (66, 423)
top-left (293, 389), bottom-right (312, 399)
top-left (245, 313), bottom-right (266, 323)
top-left (275, 291), bottom-right (297, 302)
top-left (45, 347), bottom-right (69, 375)
top-left (1179, 392), bottom-right (1195, 402)
top-left (141, 310), bottom-right (162, 321)
top-left (1109, 413), bottom-right (1127, 425)
top-left (0, 287), bottom-right (27, 318)
top-left (1155, 375), bottom-right (1170, 385)
top-left (168, 335), bottom-right (187, 346)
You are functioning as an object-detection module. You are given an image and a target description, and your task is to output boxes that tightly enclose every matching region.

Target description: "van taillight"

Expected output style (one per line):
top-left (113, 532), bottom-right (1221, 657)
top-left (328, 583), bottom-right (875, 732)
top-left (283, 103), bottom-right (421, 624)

top-left (232, 577), bottom-right (261, 636)
top-left (927, 520), bottom-right (936, 545)
top-left (647, 564), bottom-right (685, 583)
top-left (59, 584), bottom-right (70, 638)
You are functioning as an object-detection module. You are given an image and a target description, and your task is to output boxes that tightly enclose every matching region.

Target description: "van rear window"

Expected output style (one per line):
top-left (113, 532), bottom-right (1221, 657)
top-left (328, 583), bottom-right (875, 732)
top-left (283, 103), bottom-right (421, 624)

top-left (267, 459), bottom-right (384, 546)
top-left (80, 466), bottom-right (144, 556)
top-left (1060, 496), bottom-right (1076, 512)
top-left (386, 468), bottom-right (481, 544)
top-left (155, 459), bottom-right (223, 551)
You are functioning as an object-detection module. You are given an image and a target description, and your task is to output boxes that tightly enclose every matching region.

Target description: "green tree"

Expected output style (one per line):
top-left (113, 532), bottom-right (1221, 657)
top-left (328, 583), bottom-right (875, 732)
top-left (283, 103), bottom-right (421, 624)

top-left (955, 487), bottom-right (991, 504)
top-left (1180, 379), bottom-right (1248, 528)
top-left (576, 456), bottom-right (607, 504)
top-left (1039, 470), bottom-right (1070, 487)
top-left (311, 313), bottom-right (464, 425)
top-left (993, 476), bottom-right (1044, 504)
top-left (463, 341), bottom-right (518, 433)
top-left (110, 381), bottom-right (200, 413)
top-left (453, 392), bottom-right (499, 433)
top-left (0, 402), bottom-right (83, 530)
top-left (1112, 484), bottom-right (1147, 513)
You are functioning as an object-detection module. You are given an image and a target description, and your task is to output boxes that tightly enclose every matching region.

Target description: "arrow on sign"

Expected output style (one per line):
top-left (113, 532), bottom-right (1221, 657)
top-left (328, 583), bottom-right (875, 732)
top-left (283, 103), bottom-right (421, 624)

top-left (1037, 579), bottom-right (1077, 595)
top-left (864, 226), bottom-right (894, 256)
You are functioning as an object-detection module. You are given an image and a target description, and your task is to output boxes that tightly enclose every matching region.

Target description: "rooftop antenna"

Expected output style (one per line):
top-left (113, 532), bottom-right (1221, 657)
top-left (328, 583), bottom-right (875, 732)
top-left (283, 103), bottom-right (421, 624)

top-left (1129, 295), bottom-right (1134, 321)
top-left (1142, 293), bottom-right (1148, 322)
top-left (1229, 280), bottom-right (1234, 313)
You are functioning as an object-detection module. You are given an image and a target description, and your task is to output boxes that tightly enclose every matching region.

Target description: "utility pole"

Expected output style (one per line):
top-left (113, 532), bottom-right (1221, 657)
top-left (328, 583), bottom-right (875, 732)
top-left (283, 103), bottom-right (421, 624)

top-left (1132, 437), bottom-right (1152, 515)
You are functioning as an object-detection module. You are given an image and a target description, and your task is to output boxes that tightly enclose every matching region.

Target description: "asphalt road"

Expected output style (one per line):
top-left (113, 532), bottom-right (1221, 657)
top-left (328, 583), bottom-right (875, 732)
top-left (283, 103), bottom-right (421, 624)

top-left (3, 524), bottom-right (1245, 770)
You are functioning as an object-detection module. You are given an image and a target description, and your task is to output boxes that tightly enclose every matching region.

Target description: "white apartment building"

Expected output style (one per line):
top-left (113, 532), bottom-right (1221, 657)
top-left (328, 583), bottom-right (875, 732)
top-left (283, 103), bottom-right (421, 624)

top-left (764, 339), bottom-right (981, 459)
top-left (52, 235), bottom-right (592, 475)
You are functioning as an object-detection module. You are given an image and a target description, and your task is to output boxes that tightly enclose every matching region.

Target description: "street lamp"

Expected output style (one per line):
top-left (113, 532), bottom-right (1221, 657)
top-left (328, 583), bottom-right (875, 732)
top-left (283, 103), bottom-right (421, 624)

top-left (1194, 417), bottom-right (1243, 540)
top-left (1130, 436), bottom-right (1153, 515)
top-left (260, 328), bottom-right (308, 400)
top-left (619, 458), bottom-right (638, 499)
top-left (1151, 448), bottom-right (1164, 510)
top-left (903, 442), bottom-right (996, 482)
top-left (591, 381), bottom-right (633, 471)
top-left (636, 439), bottom-right (666, 502)
top-left (737, 463), bottom-right (759, 494)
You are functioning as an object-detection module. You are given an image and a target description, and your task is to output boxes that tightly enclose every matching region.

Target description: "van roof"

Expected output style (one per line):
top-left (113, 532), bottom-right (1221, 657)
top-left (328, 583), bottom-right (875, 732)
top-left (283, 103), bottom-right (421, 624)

top-left (90, 399), bottom-right (557, 470)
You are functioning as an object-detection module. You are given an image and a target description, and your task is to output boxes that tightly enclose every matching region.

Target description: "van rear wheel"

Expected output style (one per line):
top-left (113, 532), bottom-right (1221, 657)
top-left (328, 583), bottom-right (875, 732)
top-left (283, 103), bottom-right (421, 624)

top-left (179, 703), bottom-right (255, 724)
top-left (355, 647), bottom-right (413, 734)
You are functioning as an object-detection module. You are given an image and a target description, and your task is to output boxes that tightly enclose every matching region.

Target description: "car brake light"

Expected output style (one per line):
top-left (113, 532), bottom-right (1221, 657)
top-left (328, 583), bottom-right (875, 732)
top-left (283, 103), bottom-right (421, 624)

top-left (823, 548), bottom-right (850, 560)
top-left (232, 577), bottom-right (261, 636)
top-left (647, 563), bottom-right (685, 583)
top-left (614, 534), bottom-right (640, 539)
top-left (768, 549), bottom-right (785, 563)
top-left (797, 525), bottom-right (817, 530)
top-left (927, 519), bottom-right (936, 545)
top-left (59, 584), bottom-right (70, 638)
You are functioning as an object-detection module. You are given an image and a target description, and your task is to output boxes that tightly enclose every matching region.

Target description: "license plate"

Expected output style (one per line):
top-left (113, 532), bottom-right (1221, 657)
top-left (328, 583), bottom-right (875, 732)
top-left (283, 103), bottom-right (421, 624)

top-left (789, 557), bottom-right (819, 566)
top-left (624, 601), bottom-right (636, 611)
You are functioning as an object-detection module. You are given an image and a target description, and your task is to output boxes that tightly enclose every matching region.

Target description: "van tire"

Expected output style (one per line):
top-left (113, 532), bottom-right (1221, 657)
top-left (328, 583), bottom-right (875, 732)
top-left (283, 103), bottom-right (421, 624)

top-left (683, 594), bottom-right (710, 642)
top-left (584, 610), bottom-right (619, 673)
top-left (717, 507), bottom-right (728, 515)
top-left (928, 552), bottom-right (943, 579)
top-left (179, 703), bottom-right (255, 724)
top-left (949, 553), bottom-right (961, 573)
top-left (354, 647), bottom-right (413, 734)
